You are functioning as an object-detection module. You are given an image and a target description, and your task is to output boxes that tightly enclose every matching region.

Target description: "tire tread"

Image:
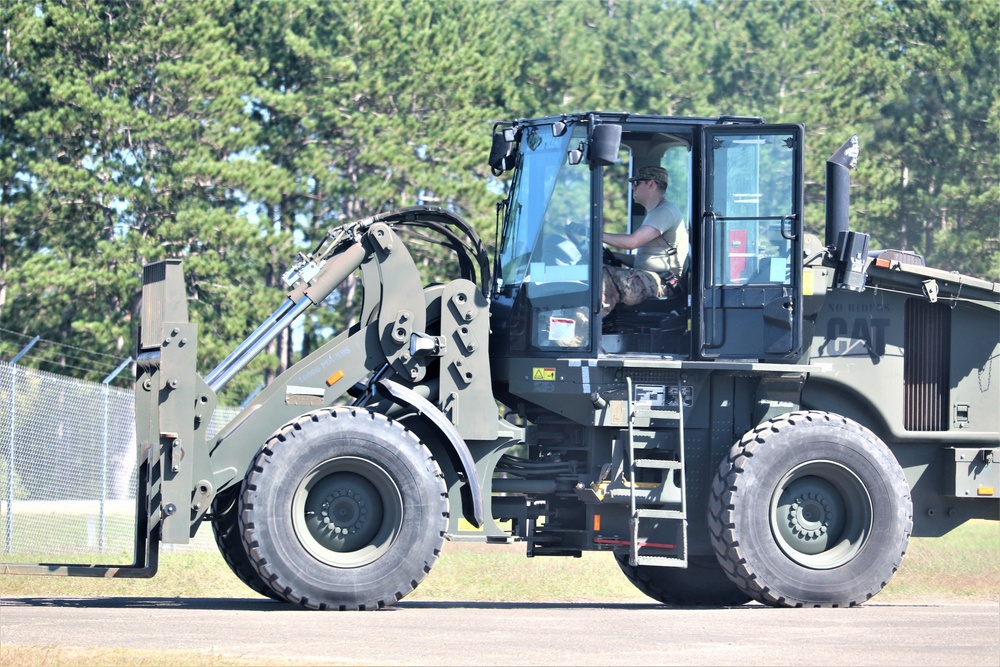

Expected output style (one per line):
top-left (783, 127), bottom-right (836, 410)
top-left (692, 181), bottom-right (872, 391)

top-left (708, 410), bottom-right (913, 608)
top-left (239, 407), bottom-right (448, 610)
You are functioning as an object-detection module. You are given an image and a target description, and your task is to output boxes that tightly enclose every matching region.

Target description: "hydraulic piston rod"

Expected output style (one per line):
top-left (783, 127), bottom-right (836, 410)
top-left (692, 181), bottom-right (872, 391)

top-left (206, 296), bottom-right (313, 393)
top-left (204, 297), bottom-right (302, 388)
top-left (205, 241), bottom-right (367, 392)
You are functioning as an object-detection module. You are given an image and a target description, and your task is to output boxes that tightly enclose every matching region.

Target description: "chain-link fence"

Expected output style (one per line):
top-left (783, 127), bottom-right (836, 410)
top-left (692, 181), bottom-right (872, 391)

top-left (1, 360), bottom-right (238, 562)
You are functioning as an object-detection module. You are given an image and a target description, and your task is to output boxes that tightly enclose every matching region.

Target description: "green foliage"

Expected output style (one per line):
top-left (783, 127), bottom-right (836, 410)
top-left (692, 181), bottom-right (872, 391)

top-left (2, 0), bottom-right (284, 397)
top-left (853, 0), bottom-right (1000, 279)
top-left (2, 0), bottom-right (996, 396)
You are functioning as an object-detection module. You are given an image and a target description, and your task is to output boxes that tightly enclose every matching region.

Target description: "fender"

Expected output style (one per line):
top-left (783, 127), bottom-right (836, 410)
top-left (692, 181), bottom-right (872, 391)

top-left (376, 377), bottom-right (484, 527)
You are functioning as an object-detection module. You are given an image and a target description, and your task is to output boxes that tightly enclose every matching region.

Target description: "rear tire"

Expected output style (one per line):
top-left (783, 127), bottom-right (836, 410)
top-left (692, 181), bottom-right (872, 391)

top-left (615, 553), bottom-right (751, 606)
top-left (709, 411), bottom-right (912, 607)
top-left (240, 407), bottom-right (448, 610)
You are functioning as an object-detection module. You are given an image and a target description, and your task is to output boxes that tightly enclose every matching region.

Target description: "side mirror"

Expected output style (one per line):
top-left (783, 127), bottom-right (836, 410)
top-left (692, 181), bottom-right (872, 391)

top-left (489, 127), bottom-right (518, 175)
top-left (589, 124), bottom-right (622, 167)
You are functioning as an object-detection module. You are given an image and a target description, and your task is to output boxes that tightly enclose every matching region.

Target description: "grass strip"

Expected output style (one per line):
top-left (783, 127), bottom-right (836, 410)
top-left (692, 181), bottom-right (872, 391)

top-left (1, 520), bottom-right (996, 602)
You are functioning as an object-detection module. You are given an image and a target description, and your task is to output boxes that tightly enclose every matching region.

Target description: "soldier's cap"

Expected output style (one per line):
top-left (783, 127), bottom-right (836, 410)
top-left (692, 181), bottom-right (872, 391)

top-left (628, 166), bottom-right (669, 187)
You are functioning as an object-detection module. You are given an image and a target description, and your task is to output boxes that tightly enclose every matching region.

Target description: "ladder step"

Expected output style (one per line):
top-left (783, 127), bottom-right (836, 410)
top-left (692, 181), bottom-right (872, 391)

top-left (626, 377), bottom-right (689, 570)
top-left (634, 459), bottom-right (682, 470)
top-left (636, 508), bottom-right (685, 520)
top-left (633, 409), bottom-right (683, 422)
top-left (635, 554), bottom-right (687, 568)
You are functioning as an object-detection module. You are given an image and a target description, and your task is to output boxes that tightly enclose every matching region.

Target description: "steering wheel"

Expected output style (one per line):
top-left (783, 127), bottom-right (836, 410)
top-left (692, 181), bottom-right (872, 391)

top-left (603, 246), bottom-right (623, 267)
top-left (565, 221), bottom-right (587, 240)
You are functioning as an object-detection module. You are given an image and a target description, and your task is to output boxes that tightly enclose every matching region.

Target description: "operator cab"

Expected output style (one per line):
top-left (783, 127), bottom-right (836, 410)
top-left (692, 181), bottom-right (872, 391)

top-left (600, 129), bottom-right (692, 354)
top-left (490, 112), bottom-right (805, 362)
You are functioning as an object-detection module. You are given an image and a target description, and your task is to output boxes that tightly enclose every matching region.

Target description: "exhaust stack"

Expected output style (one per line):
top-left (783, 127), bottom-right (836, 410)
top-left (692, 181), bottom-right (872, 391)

top-left (825, 135), bottom-right (869, 292)
top-left (825, 135), bottom-right (860, 251)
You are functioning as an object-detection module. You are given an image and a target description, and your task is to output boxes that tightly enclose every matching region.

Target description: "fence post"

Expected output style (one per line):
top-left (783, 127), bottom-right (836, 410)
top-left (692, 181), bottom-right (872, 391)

top-left (100, 357), bottom-right (132, 553)
top-left (5, 336), bottom-right (39, 554)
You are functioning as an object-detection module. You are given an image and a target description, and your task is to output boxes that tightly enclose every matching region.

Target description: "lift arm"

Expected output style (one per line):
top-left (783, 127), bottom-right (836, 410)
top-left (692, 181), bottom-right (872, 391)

top-left (139, 207), bottom-right (495, 543)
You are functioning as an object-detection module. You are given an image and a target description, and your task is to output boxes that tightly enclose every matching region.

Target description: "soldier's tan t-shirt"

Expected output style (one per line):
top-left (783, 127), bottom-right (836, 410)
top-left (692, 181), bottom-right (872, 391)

top-left (634, 198), bottom-right (688, 275)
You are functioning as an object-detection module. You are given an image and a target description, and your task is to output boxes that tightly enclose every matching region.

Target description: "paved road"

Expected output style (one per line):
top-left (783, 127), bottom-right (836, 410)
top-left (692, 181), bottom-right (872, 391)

top-left (1, 596), bottom-right (998, 666)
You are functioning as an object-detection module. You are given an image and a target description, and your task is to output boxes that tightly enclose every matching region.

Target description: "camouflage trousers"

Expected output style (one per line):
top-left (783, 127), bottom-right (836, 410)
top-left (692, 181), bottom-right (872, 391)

top-left (601, 265), bottom-right (663, 317)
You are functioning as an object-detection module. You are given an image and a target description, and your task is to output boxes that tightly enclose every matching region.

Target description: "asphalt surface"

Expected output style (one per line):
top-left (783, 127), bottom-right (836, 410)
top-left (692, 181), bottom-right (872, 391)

top-left (1, 596), bottom-right (998, 666)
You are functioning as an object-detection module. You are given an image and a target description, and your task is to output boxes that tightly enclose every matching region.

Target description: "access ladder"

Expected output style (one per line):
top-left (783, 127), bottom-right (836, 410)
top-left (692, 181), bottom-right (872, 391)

top-left (626, 376), bottom-right (688, 567)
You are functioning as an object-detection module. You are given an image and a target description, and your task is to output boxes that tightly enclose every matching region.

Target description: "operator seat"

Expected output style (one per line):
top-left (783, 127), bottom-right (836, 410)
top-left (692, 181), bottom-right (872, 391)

top-left (602, 295), bottom-right (687, 355)
top-left (602, 265), bottom-right (689, 355)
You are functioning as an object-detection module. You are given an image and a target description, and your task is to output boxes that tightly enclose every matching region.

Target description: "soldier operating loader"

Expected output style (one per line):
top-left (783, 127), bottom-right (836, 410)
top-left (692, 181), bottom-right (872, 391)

top-left (4, 112), bottom-right (998, 609)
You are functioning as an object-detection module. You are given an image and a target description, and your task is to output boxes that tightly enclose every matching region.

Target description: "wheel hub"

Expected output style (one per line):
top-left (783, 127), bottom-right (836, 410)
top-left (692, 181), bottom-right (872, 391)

top-left (292, 456), bottom-right (403, 568)
top-left (320, 490), bottom-right (369, 535)
top-left (769, 461), bottom-right (873, 569)
top-left (786, 491), bottom-right (835, 540)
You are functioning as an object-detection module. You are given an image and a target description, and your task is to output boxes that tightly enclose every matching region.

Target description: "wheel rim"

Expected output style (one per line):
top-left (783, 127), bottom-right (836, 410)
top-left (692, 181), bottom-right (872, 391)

top-left (292, 456), bottom-right (403, 568)
top-left (769, 460), bottom-right (873, 569)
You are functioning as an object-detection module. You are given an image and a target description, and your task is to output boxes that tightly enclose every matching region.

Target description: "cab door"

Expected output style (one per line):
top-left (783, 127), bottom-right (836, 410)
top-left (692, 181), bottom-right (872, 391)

top-left (697, 125), bottom-right (804, 360)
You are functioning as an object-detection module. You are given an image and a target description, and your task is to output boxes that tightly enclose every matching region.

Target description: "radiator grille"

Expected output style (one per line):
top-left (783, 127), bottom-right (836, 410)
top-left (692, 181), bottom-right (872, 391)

top-left (903, 299), bottom-right (950, 431)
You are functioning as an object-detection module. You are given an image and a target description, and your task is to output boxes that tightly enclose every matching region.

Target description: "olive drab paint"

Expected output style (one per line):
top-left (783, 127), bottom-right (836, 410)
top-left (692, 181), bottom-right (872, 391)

top-left (4, 113), bottom-right (997, 611)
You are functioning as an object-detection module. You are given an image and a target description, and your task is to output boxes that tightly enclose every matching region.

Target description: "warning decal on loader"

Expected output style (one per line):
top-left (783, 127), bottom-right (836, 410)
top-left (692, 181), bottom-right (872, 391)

top-left (533, 368), bottom-right (556, 381)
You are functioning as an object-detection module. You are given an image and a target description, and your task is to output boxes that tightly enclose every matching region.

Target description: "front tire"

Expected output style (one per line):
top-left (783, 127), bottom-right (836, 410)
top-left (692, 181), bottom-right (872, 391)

top-left (708, 411), bottom-right (912, 607)
top-left (240, 407), bottom-right (448, 610)
top-left (211, 485), bottom-right (284, 601)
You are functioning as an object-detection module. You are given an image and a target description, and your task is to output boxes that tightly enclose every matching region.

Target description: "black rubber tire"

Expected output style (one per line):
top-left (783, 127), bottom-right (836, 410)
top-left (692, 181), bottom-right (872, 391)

top-left (210, 485), bottom-right (285, 602)
top-left (708, 410), bottom-right (912, 607)
top-left (614, 553), bottom-right (752, 606)
top-left (239, 407), bottom-right (448, 610)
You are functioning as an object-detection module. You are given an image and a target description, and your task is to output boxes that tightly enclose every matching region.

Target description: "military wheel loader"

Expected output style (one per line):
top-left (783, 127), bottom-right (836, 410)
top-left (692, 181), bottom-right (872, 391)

top-left (5, 112), bottom-right (998, 609)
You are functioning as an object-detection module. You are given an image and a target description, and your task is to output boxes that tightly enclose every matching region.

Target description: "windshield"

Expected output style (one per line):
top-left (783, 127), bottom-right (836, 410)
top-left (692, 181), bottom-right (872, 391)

top-left (497, 125), bottom-right (590, 290)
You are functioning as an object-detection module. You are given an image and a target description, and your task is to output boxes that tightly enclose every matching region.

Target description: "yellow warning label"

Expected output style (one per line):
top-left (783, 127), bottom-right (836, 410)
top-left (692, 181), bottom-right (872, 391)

top-left (803, 269), bottom-right (815, 296)
top-left (533, 367), bottom-right (556, 381)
